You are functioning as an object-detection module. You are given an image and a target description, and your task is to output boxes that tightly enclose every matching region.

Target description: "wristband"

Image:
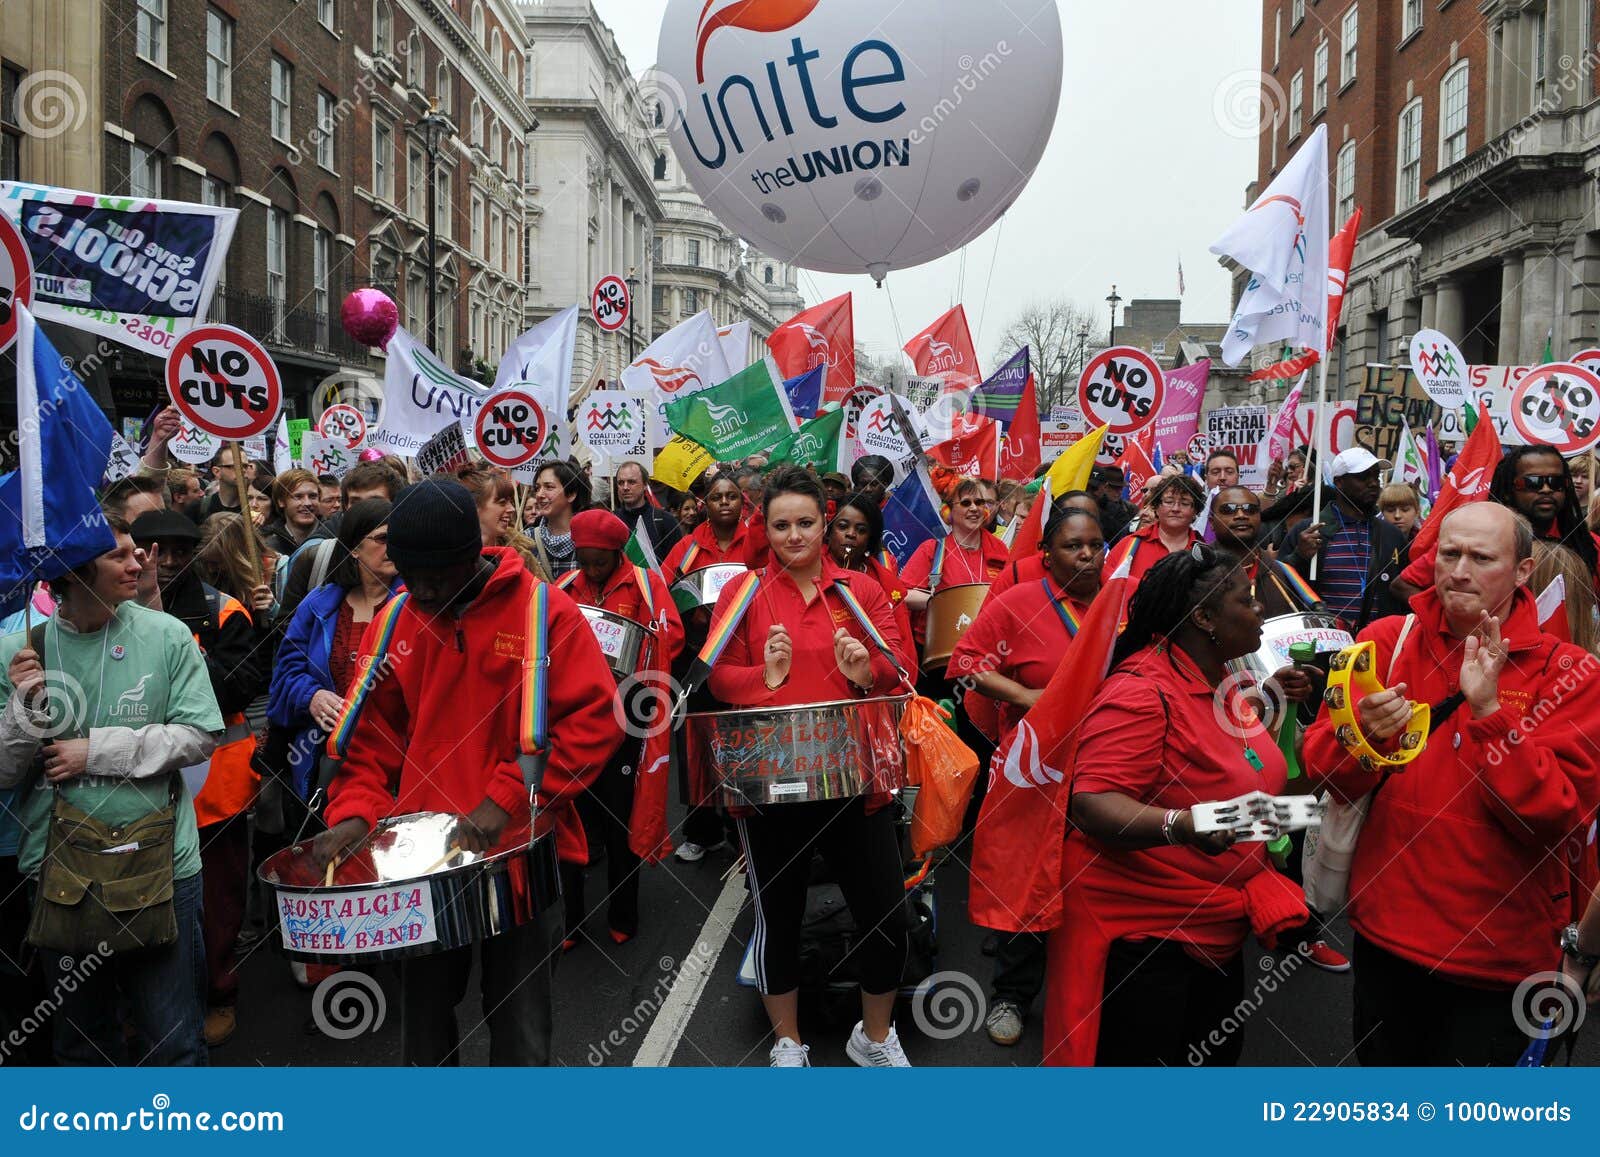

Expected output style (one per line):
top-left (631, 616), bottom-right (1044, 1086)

top-left (1161, 808), bottom-right (1182, 846)
top-left (1323, 641), bottom-right (1430, 772)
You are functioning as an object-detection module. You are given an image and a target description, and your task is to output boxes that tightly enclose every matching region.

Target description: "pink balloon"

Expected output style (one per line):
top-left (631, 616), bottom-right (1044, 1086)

top-left (341, 288), bottom-right (399, 349)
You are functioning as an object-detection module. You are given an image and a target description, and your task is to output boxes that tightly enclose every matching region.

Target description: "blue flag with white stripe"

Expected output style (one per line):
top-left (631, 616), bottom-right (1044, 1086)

top-left (782, 365), bottom-right (824, 421)
top-left (880, 463), bottom-right (946, 568)
top-left (0, 306), bottom-right (117, 617)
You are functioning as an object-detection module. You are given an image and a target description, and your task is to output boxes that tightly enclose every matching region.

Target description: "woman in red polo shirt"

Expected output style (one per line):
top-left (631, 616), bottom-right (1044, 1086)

top-left (948, 506), bottom-right (1105, 1047)
top-left (1103, 474), bottom-right (1204, 590)
top-left (902, 477), bottom-right (1009, 619)
top-left (556, 509), bottom-right (683, 946)
top-left (827, 491), bottom-right (917, 673)
top-left (1042, 545), bottom-right (1311, 1066)
top-left (662, 474), bottom-right (748, 583)
top-left (707, 467), bottom-right (913, 1068)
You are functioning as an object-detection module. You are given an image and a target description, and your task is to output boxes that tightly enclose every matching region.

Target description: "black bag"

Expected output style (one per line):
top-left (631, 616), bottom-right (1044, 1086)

top-left (795, 879), bottom-right (936, 991)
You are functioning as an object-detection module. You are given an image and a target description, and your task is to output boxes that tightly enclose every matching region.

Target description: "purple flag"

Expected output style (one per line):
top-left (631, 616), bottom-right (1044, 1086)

top-left (972, 348), bottom-right (1030, 429)
top-left (1153, 359), bottom-right (1209, 454)
top-left (1422, 423), bottom-right (1443, 502)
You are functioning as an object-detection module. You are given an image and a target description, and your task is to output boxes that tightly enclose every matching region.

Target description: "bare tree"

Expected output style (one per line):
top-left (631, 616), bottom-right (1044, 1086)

top-left (992, 298), bottom-right (1101, 411)
top-left (854, 345), bottom-right (907, 391)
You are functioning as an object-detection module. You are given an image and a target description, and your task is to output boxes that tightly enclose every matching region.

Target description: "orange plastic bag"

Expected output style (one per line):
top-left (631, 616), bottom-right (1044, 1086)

top-left (900, 695), bottom-right (980, 856)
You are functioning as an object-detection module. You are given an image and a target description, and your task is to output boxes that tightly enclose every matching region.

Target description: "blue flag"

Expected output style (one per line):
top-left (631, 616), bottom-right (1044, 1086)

top-left (971, 347), bottom-right (1030, 429)
top-left (880, 464), bottom-right (946, 568)
top-left (0, 306), bottom-right (117, 617)
top-left (782, 365), bottom-right (824, 420)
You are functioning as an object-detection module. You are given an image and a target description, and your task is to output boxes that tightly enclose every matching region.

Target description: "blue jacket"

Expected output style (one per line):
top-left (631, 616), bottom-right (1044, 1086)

top-left (267, 580), bottom-right (400, 797)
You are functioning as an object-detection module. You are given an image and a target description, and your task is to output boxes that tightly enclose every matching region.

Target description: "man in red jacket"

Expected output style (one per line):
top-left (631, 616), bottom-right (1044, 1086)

top-left (314, 480), bottom-right (622, 1065)
top-left (1303, 503), bottom-right (1600, 1065)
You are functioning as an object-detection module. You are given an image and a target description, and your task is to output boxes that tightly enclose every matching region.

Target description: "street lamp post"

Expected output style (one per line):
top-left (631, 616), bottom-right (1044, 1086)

top-left (415, 109), bottom-right (454, 352)
top-left (1052, 353), bottom-right (1068, 412)
top-left (1106, 284), bottom-right (1122, 347)
top-left (624, 271), bottom-right (641, 363)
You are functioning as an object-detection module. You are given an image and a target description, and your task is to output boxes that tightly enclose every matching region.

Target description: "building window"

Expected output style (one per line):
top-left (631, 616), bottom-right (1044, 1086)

top-left (651, 235), bottom-right (663, 264)
top-left (405, 32), bottom-right (422, 87)
top-left (1374, 309), bottom-right (1389, 362)
top-left (435, 167), bottom-right (451, 238)
top-left (653, 100), bottom-right (664, 127)
top-left (489, 122), bottom-right (501, 163)
top-left (1531, 9), bottom-right (1547, 104)
top-left (1335, 140), bottom-right (1356, 221)
top-left (1439, 62), bottom-right (1468, 167)
top-left (266, 208), bottom-right (288, 336)
top-left (407, 143), bottom-right (424, 214)
top-left (206, 8), bottom-right (233, 106)
top-left (407, 274), bottom-right (425, 331)
top-left (313, 230), bottom-right (331, 342)
top-left (1288, 70), bottom-right (1303, 138)
top-left (489, 207), bottom-right (501, 267)
top-left (764, 265), bottom-right (774, 285)
top-left (1291, 0), bottom-right (1304, 27)
top-left (316, 90), bottom-right (336, 170)
top-left (1313, 39), bottom-right (1329, 113)
top-left (1270, 108), bottom-right (1278, 169)
top-left (137, 0), bottom-right (167, 69)
top-left (1396, 98), bottom-right (1422, 210)
top-left (373, 118), bottom-right (393, 201)
top-left (471, 101), bottom-right (483, 148)
top-left (1, 65), bottom-right (22, 182)
top-left (436, 64), bottom-right (451, 114)
top-left (687, 238), bottom-right (700, 266)
top-left (471, 3), bottom-right (484, 45)
top-left (471, 194), bottom-right (483, 255)
top-left (525, 51), bottom-right (536, 97)
top-left (200, 176), bottom-right (229, 298)
top-left (1339, 6), bottom-right (1358, 86)
top-left (683, 288), bottom-right (699, 315)
top-left (490, 29), bottom-right (501, 68)
top-left (373, 0), bottom-right (391, 54)
top-left (1401, 0), bottom-right (1422, 41)
top-left (270, 57), bottom-right (293, 142)
top-left (128, 143), bottom-right (162, 198)
top-left (318, 0), bottom-right (334, 30)
top-left (652, 285), bottom-right (666, 314)
top-left (508, 55), bottom-right (519, 93)
top-left (653, 153), bottom-right (667, 181)
top-left (1273, 8), bottom-right (1281, 68)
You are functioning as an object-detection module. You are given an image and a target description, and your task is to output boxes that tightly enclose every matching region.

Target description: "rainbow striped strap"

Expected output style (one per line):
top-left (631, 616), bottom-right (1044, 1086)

top-left (696, 571), bottom-right (760, 667)
top-left (519, 582), bottom-right (551, 756)
top-left (929, 539), bottom-right (947, 591)
top-left (555, 570), bottom-right (579, 591)
top-left (1040, 579), bottom-right (1082, 637)
top-left (675, 541), bottom-right (702, 581)
top-left (632, 564), bottom-right (655, 621)
top-left (830, 578), bottom-right (907, 680)
top-left (876, 548), bottom-right (895, 571)
top-left (1267, 558), bottom-right (1321, 610)
top-left (327, 592), bottom-right (410, 759)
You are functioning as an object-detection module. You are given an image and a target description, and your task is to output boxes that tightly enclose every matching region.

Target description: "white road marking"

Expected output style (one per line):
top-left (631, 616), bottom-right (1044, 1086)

top-left (632, 871), bottom-right (746, 1067)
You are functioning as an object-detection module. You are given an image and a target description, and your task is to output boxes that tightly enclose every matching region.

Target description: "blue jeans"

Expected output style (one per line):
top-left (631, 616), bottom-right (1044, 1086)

top-left (44, 871), bottom-right (209, 1066)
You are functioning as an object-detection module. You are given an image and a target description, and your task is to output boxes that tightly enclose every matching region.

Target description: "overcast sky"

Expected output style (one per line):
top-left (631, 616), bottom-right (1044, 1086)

top-left (591, 0), bottom-right (1261, 368)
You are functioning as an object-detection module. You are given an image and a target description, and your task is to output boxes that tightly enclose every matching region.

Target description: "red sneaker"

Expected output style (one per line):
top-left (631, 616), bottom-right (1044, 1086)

top-left (1303, 940), bottom-right (1351, 972)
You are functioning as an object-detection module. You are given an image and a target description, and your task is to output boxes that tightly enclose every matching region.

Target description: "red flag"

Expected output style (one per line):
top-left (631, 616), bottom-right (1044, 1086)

top-left (1244, 208), bottom-right (1362, 382)
top-left (998, 374), bottom-right (1042, 480)
top-left (926, 412), bottom-right (1001, 478)
top-left (967, 555), bottom-right (1133, 932)
top-left (1116, 424), bottom-right (1157, 498)
top-left (1398, 401), bottom-right (1502, 588)
top-left (904, 305), bottom-right (981, 390)
top-left (767, 293), bottom-right (855, 405)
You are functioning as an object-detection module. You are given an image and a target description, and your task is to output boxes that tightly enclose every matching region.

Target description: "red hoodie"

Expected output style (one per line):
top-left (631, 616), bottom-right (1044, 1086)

top-left (326, 547), bottom-right (624, 865)
top-left (1302, 587), bottom-right (1600, 986)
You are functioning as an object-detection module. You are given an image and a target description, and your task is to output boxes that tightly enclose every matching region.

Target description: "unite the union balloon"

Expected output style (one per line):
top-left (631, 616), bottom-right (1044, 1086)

top-left (655, 0), bottom-right (1063, 282)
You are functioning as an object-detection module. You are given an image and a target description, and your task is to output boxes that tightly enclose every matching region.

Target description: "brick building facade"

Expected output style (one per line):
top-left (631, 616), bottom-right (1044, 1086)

top-left (1249, 0), bottom-right (1600, 395)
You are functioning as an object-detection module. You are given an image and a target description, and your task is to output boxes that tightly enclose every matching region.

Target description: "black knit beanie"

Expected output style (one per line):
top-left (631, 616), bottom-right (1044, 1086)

top-left (385, 480), bottom-right (483, 570)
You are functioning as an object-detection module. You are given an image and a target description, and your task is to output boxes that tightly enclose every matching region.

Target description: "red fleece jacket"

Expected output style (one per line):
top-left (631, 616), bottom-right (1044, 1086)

top-left (1302, 587), bottom-right (1600, 986)
top-left (325, 548), bottom-right (624, 864)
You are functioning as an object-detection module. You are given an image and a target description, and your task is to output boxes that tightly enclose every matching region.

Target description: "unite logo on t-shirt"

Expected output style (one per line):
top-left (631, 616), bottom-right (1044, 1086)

top-left (108, 674), bottom-right (154, 723)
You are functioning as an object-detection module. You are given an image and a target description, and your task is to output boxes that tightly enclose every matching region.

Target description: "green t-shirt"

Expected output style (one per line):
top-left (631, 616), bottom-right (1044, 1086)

top-left (0, 602), bottom-right (224, 879)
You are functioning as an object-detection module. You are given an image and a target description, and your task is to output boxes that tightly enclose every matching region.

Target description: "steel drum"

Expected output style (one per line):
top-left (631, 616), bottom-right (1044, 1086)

top-left (670, 564), bottom-right (746, 611)
top-left (922, 583), bottom-right (989, 672)
top-left (259, 811), bottom-right (560, 964)
top-left (1227, 611), bottom-right (1353, 687)
top-left (579, 604), bottom-right (651, 680)
top-left (686, 695), bottom-right (910, 807)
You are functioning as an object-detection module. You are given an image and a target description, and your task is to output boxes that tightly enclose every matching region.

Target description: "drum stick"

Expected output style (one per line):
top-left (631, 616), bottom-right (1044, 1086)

top-left (420, 842), bottom-right (463, 875)
top-left (324, 856), bottom-right (338, 887)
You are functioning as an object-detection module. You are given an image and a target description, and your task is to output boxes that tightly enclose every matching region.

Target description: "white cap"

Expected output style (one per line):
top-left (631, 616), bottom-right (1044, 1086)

top-left (1328, 447), bottom-right (1391, 480)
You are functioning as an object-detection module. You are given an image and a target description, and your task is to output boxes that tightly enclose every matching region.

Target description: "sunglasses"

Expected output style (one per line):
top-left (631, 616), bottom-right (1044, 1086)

top-left (955, 497), bottom-right (994, 508)
top-left (1513, 474), bottom-right (1564, 493)
top-left (1215, 502), bottom-right (1260, 515)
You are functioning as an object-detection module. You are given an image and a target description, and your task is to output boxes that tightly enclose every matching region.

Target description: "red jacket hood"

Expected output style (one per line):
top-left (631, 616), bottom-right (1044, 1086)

top-left (1405, 583), bottom-right (1544, 653)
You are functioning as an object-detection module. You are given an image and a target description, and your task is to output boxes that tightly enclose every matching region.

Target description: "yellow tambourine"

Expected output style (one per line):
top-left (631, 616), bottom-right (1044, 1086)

top-left (1323, 641), bottom-right (1430, 771)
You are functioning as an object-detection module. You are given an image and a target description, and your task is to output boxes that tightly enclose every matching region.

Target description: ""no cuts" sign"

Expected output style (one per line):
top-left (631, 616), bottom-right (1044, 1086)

top-left (165, 324), bottom-right (282, 439)
top-left (1077, 346), bottom-right (1165, 437)
top-left (1510, 362), bottom-right (1600, 455)
top-left (591, 275), bottom-right (630, 333)
top-left (473, 388), bottom-right (550, 481)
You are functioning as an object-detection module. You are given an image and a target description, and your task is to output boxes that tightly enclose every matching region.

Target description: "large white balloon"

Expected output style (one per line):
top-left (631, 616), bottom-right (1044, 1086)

top-left (655, 0), bottom-right (1063, 281)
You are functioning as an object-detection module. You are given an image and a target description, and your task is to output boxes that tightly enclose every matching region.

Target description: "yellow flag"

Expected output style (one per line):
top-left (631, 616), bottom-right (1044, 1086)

top-left (652, 435), bottom-right (714, 491)
top-left (1045, 424), bottom-right (1109, 496)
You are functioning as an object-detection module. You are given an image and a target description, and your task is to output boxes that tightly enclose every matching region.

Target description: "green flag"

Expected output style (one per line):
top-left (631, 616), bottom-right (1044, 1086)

top-left (1541, 328), bottom-right (1555, 365)
top-left (764, 407), bottom-right (845, 473)
top-left (664, 361), bottom-right (794, 461)
top-left (1463, 402), bottom-right (1478, 434)
top-left (624, 519), bottom-right (659, 572)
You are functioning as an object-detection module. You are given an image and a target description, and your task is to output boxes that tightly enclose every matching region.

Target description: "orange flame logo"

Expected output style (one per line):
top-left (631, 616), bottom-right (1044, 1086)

top-left (695, 0), bottom-right (822, 83)
top-left (640, 358), bottom-right (704, 394)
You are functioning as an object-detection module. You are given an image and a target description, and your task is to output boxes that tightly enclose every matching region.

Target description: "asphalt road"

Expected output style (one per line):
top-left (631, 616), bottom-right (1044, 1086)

top-left (223, 803), bottom-right (1600, 1069)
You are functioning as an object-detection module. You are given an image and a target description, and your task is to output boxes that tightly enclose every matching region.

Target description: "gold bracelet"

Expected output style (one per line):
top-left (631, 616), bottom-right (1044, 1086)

top-left (1323, 641), bottom-right (1431, 771)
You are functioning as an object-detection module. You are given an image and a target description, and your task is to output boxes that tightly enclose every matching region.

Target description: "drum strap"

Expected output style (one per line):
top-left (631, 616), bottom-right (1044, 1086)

top-left (676, 541), bottom-right (701, 581)
top-left (1040, 579), bottom-right (1082, 637)
top-left (1263, 557), bottom-right (1320, 611)
top-left (327, 592), bottom-right (411, 759)
top-left (695, 571), bottom-right (761, 669)
top-left (930, 538), bottom-right (949, 591)
top-left (827, 578), bottom-right (914, 691)
top-left (519, 582), bottom-right (551, 761)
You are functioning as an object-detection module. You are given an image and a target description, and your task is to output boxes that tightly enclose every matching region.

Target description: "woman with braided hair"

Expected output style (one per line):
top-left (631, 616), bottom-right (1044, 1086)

top-left (1042, 545), bottom-right (1312, 1066)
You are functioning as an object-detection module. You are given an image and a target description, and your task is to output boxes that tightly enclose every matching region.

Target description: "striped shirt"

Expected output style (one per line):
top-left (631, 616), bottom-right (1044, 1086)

top-left (1317, 513), bottom-right (1370, 623)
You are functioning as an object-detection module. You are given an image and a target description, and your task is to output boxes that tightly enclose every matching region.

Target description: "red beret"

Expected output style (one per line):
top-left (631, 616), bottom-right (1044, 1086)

top-left (570, 509), bottom-right (630, 552)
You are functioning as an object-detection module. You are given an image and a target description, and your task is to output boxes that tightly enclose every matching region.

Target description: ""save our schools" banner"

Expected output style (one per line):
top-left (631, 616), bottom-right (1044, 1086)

top-left (0, 181), bottom-right (238, 358)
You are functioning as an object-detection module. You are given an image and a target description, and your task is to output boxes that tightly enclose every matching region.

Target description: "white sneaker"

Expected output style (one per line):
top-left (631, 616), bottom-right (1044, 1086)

top-left (769, 1037), bottom-right (811, 1067)
top-left (674, 841), bottom-right (708, 863)
top-left (846, 1021), bottom-right (912, 1067)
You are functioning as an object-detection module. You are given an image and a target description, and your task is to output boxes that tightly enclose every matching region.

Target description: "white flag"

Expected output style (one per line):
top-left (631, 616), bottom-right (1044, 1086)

top-left (620, 311), bottom-right (733, 445)
top-left (495, 305), bottom-right (579, 459)
top-left (1211, 124), bottom-right (1330, 365)
top-left (375, 326), bottom-right (488, 457)
top-left (716, 320), bottom-right (751, 371)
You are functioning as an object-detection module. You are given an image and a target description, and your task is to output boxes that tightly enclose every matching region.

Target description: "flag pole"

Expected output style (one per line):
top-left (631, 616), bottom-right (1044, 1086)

top-left (232, 440), bottom-right (264, 587)
top-left (1308, 352), bottom-right (1330, 582)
